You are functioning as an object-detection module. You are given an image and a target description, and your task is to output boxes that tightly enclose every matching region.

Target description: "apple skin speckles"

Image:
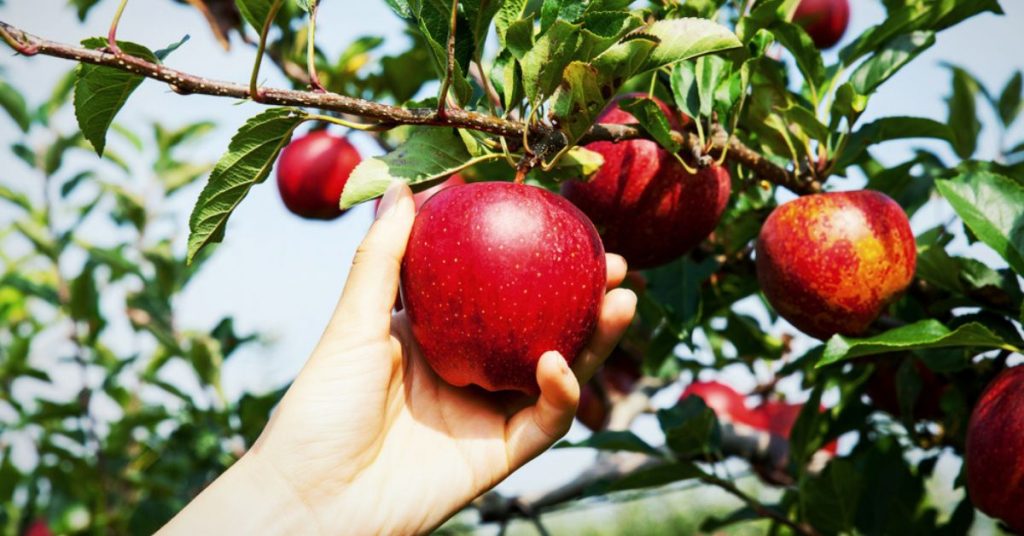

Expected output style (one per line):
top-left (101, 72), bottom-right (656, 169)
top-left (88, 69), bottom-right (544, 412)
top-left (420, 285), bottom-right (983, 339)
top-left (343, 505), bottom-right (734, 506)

top-left (755, 190), bottom-right (916, 340)
top-left (401, 181), bottom-right (606, 394)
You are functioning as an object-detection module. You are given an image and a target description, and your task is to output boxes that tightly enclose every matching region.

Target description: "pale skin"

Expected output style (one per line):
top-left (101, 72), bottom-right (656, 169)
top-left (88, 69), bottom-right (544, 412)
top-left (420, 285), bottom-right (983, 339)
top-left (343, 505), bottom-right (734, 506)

top-left (160, 182), bottom-right (638, 535)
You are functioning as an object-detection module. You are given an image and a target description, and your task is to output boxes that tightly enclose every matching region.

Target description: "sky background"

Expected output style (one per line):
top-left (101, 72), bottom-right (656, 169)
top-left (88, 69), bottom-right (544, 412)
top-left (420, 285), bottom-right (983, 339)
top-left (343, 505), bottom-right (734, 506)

top-left (0, 0), bottom-right (1022, 527)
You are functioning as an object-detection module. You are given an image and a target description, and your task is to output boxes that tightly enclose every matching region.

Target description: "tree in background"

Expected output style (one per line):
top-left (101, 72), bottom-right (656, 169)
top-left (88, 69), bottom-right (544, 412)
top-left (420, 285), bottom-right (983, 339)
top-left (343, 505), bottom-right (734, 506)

top-left (1, 0), bottom-right (1023, 534)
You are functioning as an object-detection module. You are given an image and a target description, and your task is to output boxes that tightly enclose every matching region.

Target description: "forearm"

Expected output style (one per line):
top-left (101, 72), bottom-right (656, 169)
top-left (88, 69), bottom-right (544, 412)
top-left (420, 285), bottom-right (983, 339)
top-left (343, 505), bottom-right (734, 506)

top-left (159, 452), bottom-right (323, 535)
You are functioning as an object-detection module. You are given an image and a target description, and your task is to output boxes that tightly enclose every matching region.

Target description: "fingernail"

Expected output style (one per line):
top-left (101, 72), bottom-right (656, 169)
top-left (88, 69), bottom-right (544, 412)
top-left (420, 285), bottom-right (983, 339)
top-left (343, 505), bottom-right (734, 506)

top-left (376, 182), bottom-right (402, 220)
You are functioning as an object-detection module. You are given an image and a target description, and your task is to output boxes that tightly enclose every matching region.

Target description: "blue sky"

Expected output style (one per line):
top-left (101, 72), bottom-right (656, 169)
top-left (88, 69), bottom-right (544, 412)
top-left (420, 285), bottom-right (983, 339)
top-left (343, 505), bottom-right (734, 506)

top-left (0, 0), bottom-right (1021, 505)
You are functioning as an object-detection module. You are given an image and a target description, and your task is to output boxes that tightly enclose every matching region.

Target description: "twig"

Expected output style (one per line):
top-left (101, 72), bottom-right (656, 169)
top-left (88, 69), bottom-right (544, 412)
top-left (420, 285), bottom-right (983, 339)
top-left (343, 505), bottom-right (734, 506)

top-left (306, 0), bottom-right (325, 92)
top-left (699, 472), bottom-right (819, 536)
top-left (0, 20), bottom-right (816, 195)
top-left (437, 0), bottom-right (459, 116)
top-left (107, 0), bottom-right (129, 54)
top-left (249, 0), bottom-right (285, 102)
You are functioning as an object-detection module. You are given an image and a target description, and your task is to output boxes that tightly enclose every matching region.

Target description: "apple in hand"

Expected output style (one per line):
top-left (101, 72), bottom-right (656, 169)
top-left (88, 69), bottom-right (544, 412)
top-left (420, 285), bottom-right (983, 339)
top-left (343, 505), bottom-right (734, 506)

top-left (401, 182), bottom-right (606, 394)
top-left (756, 190), bottom-right (916, 339)
top-left (276, 131), bottom-right (361, 220)
top-left (966, 366), bottom-right (1024, 534)
top-left (794, 0), bottom-right (850, 49)
top-left (562, 94), bottom-right (732, 269)
top-left (577, 348), bottom-right (642, 431)
top-left (680, 381), bottom-right (763, 428)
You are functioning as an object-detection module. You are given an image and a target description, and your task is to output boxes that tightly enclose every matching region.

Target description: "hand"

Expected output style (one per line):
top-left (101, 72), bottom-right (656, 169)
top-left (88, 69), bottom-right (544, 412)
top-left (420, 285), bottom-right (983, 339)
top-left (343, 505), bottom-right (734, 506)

top-left (161, 182), bottom-right (637, 535)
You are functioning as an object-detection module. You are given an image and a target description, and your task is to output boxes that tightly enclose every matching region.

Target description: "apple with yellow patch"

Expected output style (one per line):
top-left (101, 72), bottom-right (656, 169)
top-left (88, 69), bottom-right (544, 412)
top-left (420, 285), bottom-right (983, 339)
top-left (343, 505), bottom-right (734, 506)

top-left (756, 190), bottom-right (915, 339)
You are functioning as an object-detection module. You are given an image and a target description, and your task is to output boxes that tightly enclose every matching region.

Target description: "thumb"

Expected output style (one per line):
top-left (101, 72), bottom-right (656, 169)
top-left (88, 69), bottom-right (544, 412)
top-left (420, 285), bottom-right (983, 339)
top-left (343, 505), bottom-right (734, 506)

top-left (324, 181), bottom-right (415, 343)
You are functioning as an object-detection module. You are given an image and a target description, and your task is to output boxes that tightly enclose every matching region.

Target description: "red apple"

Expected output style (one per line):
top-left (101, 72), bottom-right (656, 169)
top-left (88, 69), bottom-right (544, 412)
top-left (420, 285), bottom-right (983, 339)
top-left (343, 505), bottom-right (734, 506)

top-left (24, 520), bottom-right (52, 536)
top-left (756, 401), bottom-right (837, 455)
top-left (966, 366), bottom-right (1024, 533)
top-left (680, 381), bottom-right (764, 428)
top-left (276, 131), bottom-right (361, 220)
top-left (382, 175), bottom-right (465, 312)
top-left (794, 0), bottom-right (850, 49)
top-left (865, 355), bottom-right (946, 420)
top-left (401, 182), bottom-right (606, 394)
top-left (577, 348), bottom-right (642, 431)
top-left (562, 94), bottom-right (732, 269)
top-left (756, 190), bottom-right (916, 339)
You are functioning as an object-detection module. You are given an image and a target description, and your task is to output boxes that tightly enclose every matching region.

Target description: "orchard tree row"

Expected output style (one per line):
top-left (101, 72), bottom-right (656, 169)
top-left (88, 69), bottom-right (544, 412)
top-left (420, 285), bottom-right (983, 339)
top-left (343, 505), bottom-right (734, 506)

top-left (1, 0), bottom-right (1023, 534)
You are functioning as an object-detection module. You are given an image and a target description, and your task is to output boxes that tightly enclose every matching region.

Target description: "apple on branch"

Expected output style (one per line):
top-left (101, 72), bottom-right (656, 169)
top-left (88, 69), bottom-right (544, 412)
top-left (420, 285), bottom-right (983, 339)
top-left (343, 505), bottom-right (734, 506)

top-left (276, 130), bottom-right (361, 220)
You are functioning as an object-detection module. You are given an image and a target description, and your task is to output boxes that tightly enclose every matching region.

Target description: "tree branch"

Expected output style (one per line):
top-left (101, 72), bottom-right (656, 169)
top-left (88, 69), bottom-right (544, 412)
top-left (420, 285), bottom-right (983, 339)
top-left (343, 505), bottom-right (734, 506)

top-left (0, 20), bottom-right (816, 195)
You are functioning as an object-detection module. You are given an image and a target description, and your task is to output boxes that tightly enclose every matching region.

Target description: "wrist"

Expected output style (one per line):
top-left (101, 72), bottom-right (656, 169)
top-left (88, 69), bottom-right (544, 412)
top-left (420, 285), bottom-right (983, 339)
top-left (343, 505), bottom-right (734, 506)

top-left (159, 451), bottom-right (322, 535)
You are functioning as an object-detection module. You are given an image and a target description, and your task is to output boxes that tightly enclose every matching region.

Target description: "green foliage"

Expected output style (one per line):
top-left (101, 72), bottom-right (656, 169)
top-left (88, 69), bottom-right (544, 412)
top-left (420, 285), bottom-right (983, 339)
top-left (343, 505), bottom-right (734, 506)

top-left (1, 73), bottom-right (279, 534)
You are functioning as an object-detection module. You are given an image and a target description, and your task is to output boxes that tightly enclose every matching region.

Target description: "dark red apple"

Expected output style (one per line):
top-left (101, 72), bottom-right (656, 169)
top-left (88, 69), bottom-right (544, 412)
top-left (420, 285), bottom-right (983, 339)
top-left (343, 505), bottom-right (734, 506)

top-left (680, 381), bottom-right (764, 428)
top-left (756, 190), bottom-right (916, 339)
top-left (966, 366), bottom-right (1024, 533)
top-left (562, 94), bottom-right (732, 269)
top-left (276, 131), bottom-right (361, 220)
top-left (401, 182), bottom-right (606, 394)
top-left (865, 355), bottom-right (946, 421)
top-left (794, 0), bottom-right (850, 49)
top-left (577, 348), bottom-right (642, 431)
top-left (756, 401), bottom-right (837, 455)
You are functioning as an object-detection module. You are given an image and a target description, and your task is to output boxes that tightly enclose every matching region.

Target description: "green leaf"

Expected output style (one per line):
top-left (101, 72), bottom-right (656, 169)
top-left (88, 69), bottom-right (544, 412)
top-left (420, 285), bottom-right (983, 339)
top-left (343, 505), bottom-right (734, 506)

top-left (802, 460), bottom-right (863, 533)
top-left (946, 65), bottom-right (981, 159)
top-left (935, 171), bottom-right (1024, 275)
top-left (0, 184), bottom-right (32, 212)
top-left (769, 22), bottom-right (824, 94)
top-left (551, 61), bottom-right (605, 143)
top-left (998, 71), bottom-right (1022, 127)
top-left (658, 396), bottom-right (720, 457)
top-left (555, 430), bottom-right (662, 456)
top-left (620, 97), bottom-right (680, 153)
top-left (494, 0), bottom-right (527, 46)
top-left (670, 61), bottom-right (700, 122)
top-left (461, 0), bottom-right (502, 59)
top-left (74, 38), bottom-right (157, 156)
top-left (187, 108), bottom-right (306, 264)
top-left (819, 320), bottom-right (1018, 366)
top-left (695, 55), bottom-right (727, 118)
top-left (235, 0), bottom-right (276, 32)
top-left (849, 31), bottom-right (935, 96)
top-left (638, 18), bottom-right (741, 74)
top-left (521, 20), bottom-right (582, 105)
top-left (340, 127), bottom-right (474, 209)
top-left (839, 116), bottom-right (953, 169)
top-left (0, 78), bottom-right (30, 132)
top-left (154, 34), bottom-right (191, 60)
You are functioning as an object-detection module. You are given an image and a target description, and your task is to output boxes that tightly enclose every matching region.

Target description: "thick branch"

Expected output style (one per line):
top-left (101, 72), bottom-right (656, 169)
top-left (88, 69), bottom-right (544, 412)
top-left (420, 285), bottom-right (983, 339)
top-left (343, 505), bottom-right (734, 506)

top-left (0, 20), bottom-right (815, 195)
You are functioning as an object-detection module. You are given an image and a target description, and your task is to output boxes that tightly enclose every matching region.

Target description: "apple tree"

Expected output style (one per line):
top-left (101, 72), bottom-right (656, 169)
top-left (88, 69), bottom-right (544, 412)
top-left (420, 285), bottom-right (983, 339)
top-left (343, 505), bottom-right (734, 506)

top-left (1, 0), bottom-right (1023, 533)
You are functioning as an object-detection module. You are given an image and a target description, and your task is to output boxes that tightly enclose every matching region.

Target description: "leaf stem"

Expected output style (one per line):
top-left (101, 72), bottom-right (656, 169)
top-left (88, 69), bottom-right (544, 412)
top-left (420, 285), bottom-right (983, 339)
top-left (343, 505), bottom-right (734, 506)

top-left (249, 0), bottom-right (286, 103)
top-left (107, 0), bottom-right (129, 54)
top-left (305, 113), bottom-right (392, 131)
top-left (306, 0), bottom-right (325, 92)
top-left (436, 0), bottom-right (459, 117)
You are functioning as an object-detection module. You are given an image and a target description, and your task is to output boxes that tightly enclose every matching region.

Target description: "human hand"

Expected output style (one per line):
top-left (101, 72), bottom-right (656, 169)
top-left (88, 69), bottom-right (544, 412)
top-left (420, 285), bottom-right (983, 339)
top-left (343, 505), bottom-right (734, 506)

top-left (161, 182), bottom-right (637, 535)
